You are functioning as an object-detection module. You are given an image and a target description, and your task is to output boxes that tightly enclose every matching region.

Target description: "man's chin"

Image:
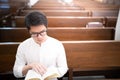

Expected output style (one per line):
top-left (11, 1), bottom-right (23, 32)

top-left (36, 41), bottom-right (42, 44)
top-left (36, 40), bottom-right (44, 44)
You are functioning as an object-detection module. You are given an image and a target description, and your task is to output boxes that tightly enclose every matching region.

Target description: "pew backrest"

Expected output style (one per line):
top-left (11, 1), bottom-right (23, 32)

top-left (0, 42), bottom-right (19, 73)
top-left (20, 10), bottom-right (90, 16)
top-left (0, 41), bottom-right (120, 74)
top-left (0, 27), bottom-right (115, 42)
top-left (26, 6), bottom-right (85, 10)
top-left (63, 40), bottom-right (120, 70)
top-left (105, 16), bottom-right (118, 27)
top-left (91, 10), bottom-right (119, 17)
top-left (15, 16), bottom-right (105, 27)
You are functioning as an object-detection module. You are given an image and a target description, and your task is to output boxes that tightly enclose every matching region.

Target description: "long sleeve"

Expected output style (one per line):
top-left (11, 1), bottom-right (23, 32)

top-left (56, 43), bottom-right (68, 77)
top-left (13, 43), bottom-right (26, 78)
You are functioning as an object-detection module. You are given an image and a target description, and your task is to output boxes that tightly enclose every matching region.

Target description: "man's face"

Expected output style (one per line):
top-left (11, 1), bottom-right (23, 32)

top-left (29, 25), bottom-right (47, 44)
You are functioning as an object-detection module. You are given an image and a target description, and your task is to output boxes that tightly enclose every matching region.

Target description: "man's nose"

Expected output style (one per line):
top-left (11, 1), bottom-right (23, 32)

top-left (37, 34), bottom-right (42, 38)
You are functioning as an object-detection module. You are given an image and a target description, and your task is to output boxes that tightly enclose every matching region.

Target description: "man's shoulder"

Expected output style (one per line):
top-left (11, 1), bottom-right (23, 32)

top-left (47, 36), bottom-right (63, 46)
top-left (19, 38), bottom-right (33, 46)
top-left (48, 36), bottom-right (61, 43)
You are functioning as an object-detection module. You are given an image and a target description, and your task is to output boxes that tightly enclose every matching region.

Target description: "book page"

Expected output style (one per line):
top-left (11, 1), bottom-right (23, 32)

top-left (43, 67), bottom-right (60, 80)
top-left (25, 67), bottom-right (60, 80)
top-left (25, 70), bottom-right (42, 80)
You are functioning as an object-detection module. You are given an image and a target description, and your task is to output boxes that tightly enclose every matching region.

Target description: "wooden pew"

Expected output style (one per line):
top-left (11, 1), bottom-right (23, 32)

top-left (9, 0), bottom-right (28, 14)
top-left (63, 40), bottom-right (120, 80)
top-left (0, 42), bottom-right (19, 80)
top-left (85, 7), bottom-right (119, 11)
top-left (48, 16), bottom-right (105, 27)
top-left (20, 9), bottom-right (119, 17)
top-left (75, 0), bottom-right (120, 9)
top-left (0, 40), bottom-right (120, 79)
top-left (15, 16), bottom-right (105, 27)
top-left (32, 3), bottom-right (78, 7)
top-left (105, 16), bottom-right (118, 27)
top-left (0, 1), bottom-right (11, 26)
top-left (26, 6), bottom-right (85, 10)
top-left (0, 12), bottom-right (13, 27)
top-left (0, 0), bottom-right (28, 27)
top-left (20, 10), bottom-right (90, 16)
top-left (0, 3), bottom-right (10, 19)
top-left (0, 27), bottom-right (115, 42)
top-left (0, 42), bottom-right (19, 73)
top-left (91, 10), bottom-right (119, 17)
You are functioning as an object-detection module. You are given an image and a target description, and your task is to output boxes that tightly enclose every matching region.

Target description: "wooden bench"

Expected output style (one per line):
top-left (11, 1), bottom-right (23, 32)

top-left (105, 16), bottom-right (118, 27)
top-left (0, 40), bottom-right (120, 79)
top-left (75, 0), bottom-right (120, 9)
top-left (0, 13), bottom-right (13, 27)
top-left (19, 10), bottom-right (90, 16)
top-left (0, 43), bottom-right (20, 80)
top-left (0, 1), bottom-right (11, 26)
top-left (26, 6), bottom-right (85, 10)
top-left (63, 40), bottom-right (120, 80)
top-left (9, 0), bottom-right (28, 14)
top-left (0, 0), bottom-right (28, 27)
top-left (32, 3), bottom-right (79, 7)
top-left (0, 4), bottom-right (10, 19)
top-left (15, 16), bottom-right (105, 27)
top-left (85, 7), bottom-right (119, 11)
top-left (0, 42), bottom-right (19, 73)
top-left (91, 10), bottom-right (119, 17)
top-left (0, 27), bottom-right (115, 42)
top-left (21, 9), bottom-right (119, 17)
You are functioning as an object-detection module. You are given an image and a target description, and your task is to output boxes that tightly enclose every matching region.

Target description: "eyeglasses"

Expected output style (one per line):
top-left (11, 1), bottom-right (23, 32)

top-left (30, 30), bottom-right (47, 37)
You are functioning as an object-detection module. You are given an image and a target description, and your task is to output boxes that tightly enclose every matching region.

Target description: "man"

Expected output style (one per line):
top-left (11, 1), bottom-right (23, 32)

top-left (13, 11), bottom-right (68, 80)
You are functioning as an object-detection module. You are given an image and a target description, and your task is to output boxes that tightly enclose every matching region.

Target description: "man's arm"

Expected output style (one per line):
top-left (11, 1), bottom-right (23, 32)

top-left (22, 63), bottom-right (47, 76)
top-left (56, 43), bottom-right (68, 77)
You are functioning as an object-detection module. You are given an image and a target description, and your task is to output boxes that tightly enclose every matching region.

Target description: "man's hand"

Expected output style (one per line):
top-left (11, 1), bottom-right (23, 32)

top-left (29, 63), bottom-right (47, 75)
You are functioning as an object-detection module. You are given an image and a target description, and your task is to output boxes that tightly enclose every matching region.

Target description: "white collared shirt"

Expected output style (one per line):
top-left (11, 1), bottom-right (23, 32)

top-left (13, 36), bottom-right (68, 79)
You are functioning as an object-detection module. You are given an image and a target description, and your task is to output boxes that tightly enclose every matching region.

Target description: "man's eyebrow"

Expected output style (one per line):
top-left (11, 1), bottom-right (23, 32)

top-left (31, 30), bottom-right (47, 33)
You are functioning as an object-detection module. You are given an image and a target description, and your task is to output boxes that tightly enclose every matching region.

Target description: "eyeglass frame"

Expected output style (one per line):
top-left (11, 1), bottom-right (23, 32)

top-left (30, 29), bottom-right (47, 37)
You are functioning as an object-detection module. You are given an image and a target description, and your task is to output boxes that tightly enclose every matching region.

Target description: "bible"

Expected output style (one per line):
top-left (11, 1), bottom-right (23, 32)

top-left (25, 67), bottom-right (60, 80)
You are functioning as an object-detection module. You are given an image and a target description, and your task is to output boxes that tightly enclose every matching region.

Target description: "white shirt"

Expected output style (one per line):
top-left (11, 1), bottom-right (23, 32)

top-left (13, 36), bottom-right (68, 79)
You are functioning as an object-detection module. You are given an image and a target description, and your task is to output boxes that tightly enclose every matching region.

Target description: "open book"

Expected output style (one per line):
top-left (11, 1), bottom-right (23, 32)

top-left (25, 67), bottom-right (60, 80)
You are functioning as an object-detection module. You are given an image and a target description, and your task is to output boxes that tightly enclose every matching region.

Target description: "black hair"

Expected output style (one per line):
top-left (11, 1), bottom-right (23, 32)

top-left (25, 11), bottom-right (48, 30)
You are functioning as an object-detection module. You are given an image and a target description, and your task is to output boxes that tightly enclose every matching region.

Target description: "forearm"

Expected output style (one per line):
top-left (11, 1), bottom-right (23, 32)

top-left (57, 66), bottom-right (68, 77)
top-left (22, 65), bottom-right (32, 76)
top-left (22, 63), bottom-right (47, 76)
